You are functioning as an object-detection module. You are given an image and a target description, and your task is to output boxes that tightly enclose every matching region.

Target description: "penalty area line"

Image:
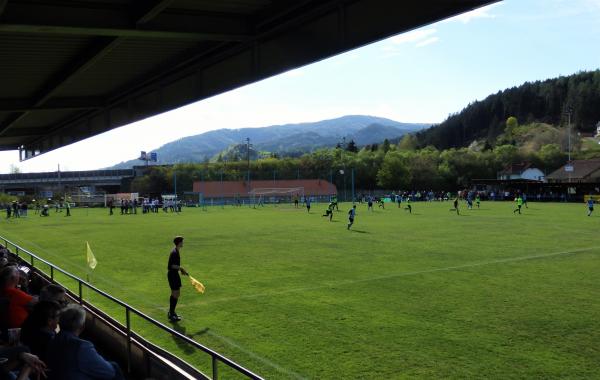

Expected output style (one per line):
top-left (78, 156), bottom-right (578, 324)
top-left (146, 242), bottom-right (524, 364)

top-left (179, 246), bottom-right (600, 307)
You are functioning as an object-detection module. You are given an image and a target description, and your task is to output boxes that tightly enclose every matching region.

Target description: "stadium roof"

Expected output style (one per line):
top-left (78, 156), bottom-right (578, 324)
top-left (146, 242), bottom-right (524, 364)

top-left (0, 0), bottom-right (498, 160)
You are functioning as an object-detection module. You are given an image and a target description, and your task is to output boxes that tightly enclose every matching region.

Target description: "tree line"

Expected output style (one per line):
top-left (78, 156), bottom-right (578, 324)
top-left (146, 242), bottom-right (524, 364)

top-left (131, 133), bottom-right (569, 196)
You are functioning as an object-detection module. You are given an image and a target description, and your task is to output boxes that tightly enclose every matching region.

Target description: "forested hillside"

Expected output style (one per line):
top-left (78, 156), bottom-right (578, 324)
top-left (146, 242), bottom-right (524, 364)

top-left (417, 70), bottom-right (600, 149)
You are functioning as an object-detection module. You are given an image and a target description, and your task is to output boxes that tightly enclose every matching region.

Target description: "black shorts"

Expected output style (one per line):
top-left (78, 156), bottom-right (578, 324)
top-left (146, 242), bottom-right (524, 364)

top-left (589, 206), bottom-right (594, 211)
top-left (168, 271), bottom-right (181, 290)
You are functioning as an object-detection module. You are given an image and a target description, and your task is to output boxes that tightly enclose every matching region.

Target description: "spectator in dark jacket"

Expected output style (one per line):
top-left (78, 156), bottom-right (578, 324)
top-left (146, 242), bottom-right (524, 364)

top-left (20, 301), bottom-right (61, 361)
top-left (46, 304), bottom-right (124, 380)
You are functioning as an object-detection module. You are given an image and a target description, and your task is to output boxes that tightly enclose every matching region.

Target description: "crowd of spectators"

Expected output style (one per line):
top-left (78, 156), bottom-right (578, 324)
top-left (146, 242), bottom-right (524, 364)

top-left (0, 247), bottom-right (124, 380)
top-left (357, 188), bottom-right (575, 203)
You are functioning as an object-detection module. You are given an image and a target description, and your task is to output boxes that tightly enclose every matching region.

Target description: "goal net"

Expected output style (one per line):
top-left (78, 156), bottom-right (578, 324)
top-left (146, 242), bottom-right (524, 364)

top-left (249, 187), bottom-right (304, 206)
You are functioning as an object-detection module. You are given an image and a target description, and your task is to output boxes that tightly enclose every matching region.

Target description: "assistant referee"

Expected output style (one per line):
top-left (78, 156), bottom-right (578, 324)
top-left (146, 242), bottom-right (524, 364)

top-left (167, 236), bottom-right (188, 322)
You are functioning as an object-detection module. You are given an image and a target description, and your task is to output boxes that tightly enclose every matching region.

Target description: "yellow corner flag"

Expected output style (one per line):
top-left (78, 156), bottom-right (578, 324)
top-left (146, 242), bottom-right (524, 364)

top-left (189, 275), bottom-right (205, 294)
top-left (86, 241), bottom-right (97, 270)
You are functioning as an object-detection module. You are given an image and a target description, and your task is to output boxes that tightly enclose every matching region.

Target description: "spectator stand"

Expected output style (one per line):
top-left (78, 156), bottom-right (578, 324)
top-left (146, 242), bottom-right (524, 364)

top-left (1, 236), bottom-right (263, 380)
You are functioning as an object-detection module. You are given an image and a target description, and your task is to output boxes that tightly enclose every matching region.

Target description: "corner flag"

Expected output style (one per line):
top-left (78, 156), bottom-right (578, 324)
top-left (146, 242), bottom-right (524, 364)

top-left (86, 241), bottom-right (97, 270)
top-left (189, 275), bottom-right (205, 293)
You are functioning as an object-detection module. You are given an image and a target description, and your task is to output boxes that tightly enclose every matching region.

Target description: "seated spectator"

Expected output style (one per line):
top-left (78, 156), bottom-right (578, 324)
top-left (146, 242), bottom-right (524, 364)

top-left (39, 284), bottom-right (68, 307)
top-left (20, 301), bottom-right (61, 361)
top-left (0, 346), bottom-right (47, 380)
top-left (46, 304), bottom-right (124, 380)
top-left (16, 266), bottom-right (31, 294)
top-left (0, 266), bottom-right (38, 328)
top-left (0, 248), bottom-right (8, 269)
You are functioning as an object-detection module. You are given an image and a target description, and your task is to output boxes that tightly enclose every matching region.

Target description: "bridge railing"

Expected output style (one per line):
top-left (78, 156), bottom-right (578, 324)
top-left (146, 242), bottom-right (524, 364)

top-left (1, 236), bottom-right (264, 380)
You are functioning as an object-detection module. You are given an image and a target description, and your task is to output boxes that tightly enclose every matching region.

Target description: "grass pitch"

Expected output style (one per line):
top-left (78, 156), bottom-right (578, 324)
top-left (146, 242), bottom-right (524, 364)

top-left (1, 201), bottom-right (599, 379)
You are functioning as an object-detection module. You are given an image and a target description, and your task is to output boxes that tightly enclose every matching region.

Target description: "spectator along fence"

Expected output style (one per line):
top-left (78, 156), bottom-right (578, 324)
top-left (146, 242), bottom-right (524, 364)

top-left (1, 235), bottom-right (264, 380)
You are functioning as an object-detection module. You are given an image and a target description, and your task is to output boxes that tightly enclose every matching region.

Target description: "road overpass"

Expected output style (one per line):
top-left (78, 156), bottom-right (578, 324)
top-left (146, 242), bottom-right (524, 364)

top-left (0, 168), bottom-right (134, 193)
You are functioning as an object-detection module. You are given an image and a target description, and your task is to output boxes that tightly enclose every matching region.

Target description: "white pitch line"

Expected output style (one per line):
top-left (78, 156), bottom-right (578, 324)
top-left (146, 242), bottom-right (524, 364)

top-left (178, 246), bottom-right (599, 307)
top-left (8, 233), bottom-right (597, 380)
top-left (205, 330), bottom-right (308, 380)
top-left (5, 234), bottom-right (305, 379)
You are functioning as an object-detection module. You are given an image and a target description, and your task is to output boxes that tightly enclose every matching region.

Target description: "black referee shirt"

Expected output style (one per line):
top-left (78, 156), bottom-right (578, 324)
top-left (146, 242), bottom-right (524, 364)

top-left (167, 248), bottom-right (180, 271)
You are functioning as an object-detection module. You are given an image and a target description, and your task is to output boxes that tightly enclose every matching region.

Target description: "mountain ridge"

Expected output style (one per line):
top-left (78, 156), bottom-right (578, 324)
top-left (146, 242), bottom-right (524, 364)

top-left (110, 115), bottom-right (429, 168)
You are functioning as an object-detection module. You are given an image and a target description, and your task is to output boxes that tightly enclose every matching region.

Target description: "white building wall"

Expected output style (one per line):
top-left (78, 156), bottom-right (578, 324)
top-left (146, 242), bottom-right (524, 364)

top-left (520, 168), bottom-right (545, 181)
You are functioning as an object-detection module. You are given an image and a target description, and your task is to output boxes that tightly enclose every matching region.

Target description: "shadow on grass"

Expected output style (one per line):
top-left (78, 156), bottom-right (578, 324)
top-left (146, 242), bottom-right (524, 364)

top-left (350, 229), bottom-right (368, 234)
top-left (169, 324), bottom-right (210, 354)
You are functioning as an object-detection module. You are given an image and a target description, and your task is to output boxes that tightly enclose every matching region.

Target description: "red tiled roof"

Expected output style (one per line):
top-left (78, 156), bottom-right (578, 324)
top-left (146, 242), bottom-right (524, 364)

top-left (192, 180), bottom-right (337, 197)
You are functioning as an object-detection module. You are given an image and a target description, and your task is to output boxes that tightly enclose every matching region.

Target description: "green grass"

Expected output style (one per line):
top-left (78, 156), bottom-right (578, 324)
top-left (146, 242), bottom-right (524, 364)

top-left (1, 201), bottom-right (599, 379)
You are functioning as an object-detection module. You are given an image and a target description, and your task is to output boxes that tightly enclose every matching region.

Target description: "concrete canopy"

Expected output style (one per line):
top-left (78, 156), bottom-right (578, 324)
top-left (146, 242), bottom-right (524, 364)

top-left (0, 0), bottom-right (498, 160)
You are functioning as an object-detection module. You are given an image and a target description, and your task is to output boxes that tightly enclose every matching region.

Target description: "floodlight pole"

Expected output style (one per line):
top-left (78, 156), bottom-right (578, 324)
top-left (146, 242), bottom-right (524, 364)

top-left (173, 170), bottom-right (177, 197)
top-left (568, 111), bottom-right (571, 163)
top-left (351, 168), bottom-right (355, 204)
top-left (565, 106), bottom-right (573, 185)
top-left (246, 137), bottom-right (251, 185)
top-left (342, 137), bottom-right (347, 202)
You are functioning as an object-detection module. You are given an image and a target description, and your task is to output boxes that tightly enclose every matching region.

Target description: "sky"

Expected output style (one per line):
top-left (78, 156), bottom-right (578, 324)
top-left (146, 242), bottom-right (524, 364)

top-left (1, 0), bottom-right (600, 173)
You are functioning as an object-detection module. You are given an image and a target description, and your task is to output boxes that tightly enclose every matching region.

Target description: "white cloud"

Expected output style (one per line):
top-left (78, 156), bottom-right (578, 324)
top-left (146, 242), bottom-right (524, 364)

top-left (380, 28), bottom-right (439, 56)
top-left (388, 28), bottom-right (437, 45)
top-left (416, 37), bottom-right (439, 48)
top-left (449, 3), bottom-right (499, 24)
top-left (584, 0), bottom-right (600, 10)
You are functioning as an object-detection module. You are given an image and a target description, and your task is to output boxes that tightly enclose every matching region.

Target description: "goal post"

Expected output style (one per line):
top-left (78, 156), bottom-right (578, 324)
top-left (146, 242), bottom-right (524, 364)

top-left (248, 187), bottom-right (304, 206)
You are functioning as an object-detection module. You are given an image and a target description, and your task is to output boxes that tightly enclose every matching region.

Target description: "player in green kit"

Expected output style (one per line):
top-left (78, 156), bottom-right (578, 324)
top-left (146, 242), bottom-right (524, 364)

top-left (513, 195), bottom-right (523, 214)
top-left (322, 202), bottom-right (335, 221)
top-left (451, 197), bottom-right (459, 215)
top-left (475, 194), bottom-right (481, 208)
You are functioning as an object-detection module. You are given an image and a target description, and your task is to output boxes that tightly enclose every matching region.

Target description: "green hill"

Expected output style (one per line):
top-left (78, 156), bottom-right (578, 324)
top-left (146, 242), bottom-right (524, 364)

top-left (416, 70), bottom-right (600, 149)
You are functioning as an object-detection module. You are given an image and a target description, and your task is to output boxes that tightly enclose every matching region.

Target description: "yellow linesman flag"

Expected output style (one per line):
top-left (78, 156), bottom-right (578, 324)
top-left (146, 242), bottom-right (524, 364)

top-left (86, 241), bottom-right (97, 270)
top-left (189, 275), bottom-right (205, 294)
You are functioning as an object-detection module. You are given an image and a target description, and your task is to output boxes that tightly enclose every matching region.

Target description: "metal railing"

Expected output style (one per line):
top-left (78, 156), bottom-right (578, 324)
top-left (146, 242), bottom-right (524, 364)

top-left (1, 236), bottom-right (264, 380)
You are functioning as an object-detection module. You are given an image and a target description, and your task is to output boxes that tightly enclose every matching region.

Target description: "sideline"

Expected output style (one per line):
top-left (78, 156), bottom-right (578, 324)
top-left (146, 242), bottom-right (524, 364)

top-left (206, 330), bottom-right (308, 380)
top-left (2, 233), bottom-right (302, 379)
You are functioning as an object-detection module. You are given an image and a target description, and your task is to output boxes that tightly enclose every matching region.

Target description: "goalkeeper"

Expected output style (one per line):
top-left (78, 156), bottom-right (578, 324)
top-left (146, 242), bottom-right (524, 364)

top-left (167, 236), bottom-right (188, 322)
